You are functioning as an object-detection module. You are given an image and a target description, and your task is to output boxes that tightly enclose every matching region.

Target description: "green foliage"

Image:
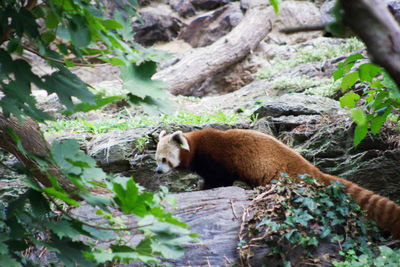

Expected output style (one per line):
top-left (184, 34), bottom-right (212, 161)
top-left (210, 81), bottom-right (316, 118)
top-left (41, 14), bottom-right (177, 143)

top-left (0, 0), bottom-right (170, 122)
top-left (333, 246), bottom-right (400, 267)
top-left (334, 53), bottom-right (400, 146)
top-left (0, 138), bottom-right (196, 265)
top-left (238, 175), bottom-right (386, 266)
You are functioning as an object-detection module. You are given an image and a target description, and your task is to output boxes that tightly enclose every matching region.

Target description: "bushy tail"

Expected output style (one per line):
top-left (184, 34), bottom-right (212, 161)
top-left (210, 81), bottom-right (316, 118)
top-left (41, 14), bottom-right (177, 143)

top-left (319, 173), bottom-right (400, 237)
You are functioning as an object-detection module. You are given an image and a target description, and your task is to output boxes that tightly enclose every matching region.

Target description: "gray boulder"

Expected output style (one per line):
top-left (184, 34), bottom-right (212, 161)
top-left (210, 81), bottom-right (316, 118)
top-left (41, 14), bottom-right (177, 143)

top-left (180, 2), bottom-right (243, 47)
top-left (133, 6), bottom-right (183, 46)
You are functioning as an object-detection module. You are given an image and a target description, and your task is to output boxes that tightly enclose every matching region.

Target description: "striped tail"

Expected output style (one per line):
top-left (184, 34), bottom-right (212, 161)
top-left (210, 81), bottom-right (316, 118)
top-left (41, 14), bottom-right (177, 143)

top-left (319, 173), bottom-right (400, 237)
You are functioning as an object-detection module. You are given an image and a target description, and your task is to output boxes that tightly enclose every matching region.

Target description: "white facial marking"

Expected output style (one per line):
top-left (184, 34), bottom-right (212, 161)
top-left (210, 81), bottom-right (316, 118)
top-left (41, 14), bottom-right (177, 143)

top-left (155, 131), bottom-right (185, 174)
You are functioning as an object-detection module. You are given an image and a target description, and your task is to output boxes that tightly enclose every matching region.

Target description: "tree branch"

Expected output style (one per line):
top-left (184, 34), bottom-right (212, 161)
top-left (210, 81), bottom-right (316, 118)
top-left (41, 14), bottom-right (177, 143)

top-left (280, 24), bottom-right (327, 34)
top-left (340, 0), bottom-right (400, 88)
top-left (0, 114), bottom-right (80, 197)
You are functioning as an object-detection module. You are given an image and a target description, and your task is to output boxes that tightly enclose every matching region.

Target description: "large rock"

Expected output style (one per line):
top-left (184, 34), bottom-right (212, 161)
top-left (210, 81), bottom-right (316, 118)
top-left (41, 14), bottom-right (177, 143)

top-left (253, 93), bottom-right (344, 118)
top-left (180, 2), bottom-right (243, 47)
top-left (169, 0), bottom-right (196, 17)
top-left (191, 0), bottom-right (230, 10)
top-left (266, 1), bottom-right (323, 44)
top-left (133, 5), bottom-right (183, 46)
top-left (295, 117), bottom-right (400, 202)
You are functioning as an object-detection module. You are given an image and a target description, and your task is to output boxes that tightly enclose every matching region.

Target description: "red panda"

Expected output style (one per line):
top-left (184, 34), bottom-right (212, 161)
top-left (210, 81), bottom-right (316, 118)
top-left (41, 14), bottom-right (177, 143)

top-left (155, 128), bottom-right (400, 237)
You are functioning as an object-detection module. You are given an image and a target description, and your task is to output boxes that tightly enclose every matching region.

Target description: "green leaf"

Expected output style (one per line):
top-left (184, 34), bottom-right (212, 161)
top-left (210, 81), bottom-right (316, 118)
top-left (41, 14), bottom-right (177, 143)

top-left (339, 92), bottom-right (360, 108)
top-left (269, 0), bottom-right (280, 13)
top-left (0, 254), bottom-right (21, 267)
top-left (41, 31), bottom-right (56, 44)
top-left (115, 10), bottom-right (134, 41)
top-left (7, 38), bottom-right (22, 54)
top-left (333, 62), bottom-right (344, 82)
top-left (43, 68), bottom-right (95, 111)
top-left (121, 61), bottom-right (166, 99)
top-left (326, 22), bottom-right (347, 37)
top-left (101, 19), bottom-right (123, 29)
top-left (28, 190), bottom-right (50, 217)
top-left (68, 15), bottom-right (91, 48)
top-left (62, 94), bottom-right (123, 115)
top-left (371, 115), bottom-right (385, 135)
top-left (49, 236), bottom-right (95, 267)
top-left (43, 187), bottom-right (79, 206)
top-left (45, 10), bottom-right (59, 29)
top-left (79, 192), bottom-right (112, 212)
top-left (382, 70), bottom-right (400, 99)
top-left (359, 63), bottom-right (381, 83)
top-left (353, 123), bottom-right (368, 147)
top-left (11, 7), bottom-right (39, 38)
top-left (47, 220), bottom-right (83, 239)
top-left (341, 71), bottom-right (359, 91)
top-left (51, 140), bottom-right (83, 175)
top-left (344, 53), bottom-right (364, 65)
top-left (352, 108), bottom-right (367, 126)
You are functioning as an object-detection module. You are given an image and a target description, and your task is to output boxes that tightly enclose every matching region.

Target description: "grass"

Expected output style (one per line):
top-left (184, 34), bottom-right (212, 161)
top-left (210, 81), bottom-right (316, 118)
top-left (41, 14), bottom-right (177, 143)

top-left (258, 37), bottom-right (365, 80)
top-left (44, 110), bottom-right (244, 135)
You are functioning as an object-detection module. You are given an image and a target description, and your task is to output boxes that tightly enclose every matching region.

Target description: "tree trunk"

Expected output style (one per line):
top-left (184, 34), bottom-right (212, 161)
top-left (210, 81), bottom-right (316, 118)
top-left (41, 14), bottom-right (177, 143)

top-left (153, 0), bottom-right (273, 95)
top-left (0, 114), bottom-right (79, 195)
top-left (340, 0), bottom-right (400, 88)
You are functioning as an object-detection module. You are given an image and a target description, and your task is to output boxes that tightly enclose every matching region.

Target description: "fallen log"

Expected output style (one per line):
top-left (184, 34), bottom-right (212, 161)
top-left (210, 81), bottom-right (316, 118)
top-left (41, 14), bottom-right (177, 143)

top-left (153, 0), bottom-right (273, 95)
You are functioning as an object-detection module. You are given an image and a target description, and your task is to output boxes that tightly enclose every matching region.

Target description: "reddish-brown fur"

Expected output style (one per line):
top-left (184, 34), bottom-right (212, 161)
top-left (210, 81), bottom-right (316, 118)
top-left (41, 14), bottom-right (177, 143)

top-left (177, 128), bottom-right (400, 236)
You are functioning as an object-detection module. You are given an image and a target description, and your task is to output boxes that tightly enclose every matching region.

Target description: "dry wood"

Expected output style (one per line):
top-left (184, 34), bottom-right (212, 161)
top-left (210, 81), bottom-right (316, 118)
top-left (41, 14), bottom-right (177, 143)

top-left (340, 0), bottom-right (400, 88)
top-left (153, 0), bottom-right (273, 95)
top-left (0, 114), bottom-right (79, 196)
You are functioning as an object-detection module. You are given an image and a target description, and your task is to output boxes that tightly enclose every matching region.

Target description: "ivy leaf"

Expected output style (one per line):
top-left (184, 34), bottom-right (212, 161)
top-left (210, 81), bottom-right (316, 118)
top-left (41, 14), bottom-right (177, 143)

top-left (359, 63), bottom-right (381, 83)
top-left (341, 71), bottom-right (359, 91)
top-left (333, 62), bottom-right (344, 82)
top-left (351, 108), bottom-right (367, 126)
top-left (371, 116), bottom-right (385, 135)
top-left (353, 123), bottom-right (368, 147)
top-left (339, 92), bottom-right (360, 108)
top-left (344, 53), bottom-right (364, 65)
top-left (371, 107), bottom-right (391, 135)
top-left (382, 70), bottom-right (400, 99)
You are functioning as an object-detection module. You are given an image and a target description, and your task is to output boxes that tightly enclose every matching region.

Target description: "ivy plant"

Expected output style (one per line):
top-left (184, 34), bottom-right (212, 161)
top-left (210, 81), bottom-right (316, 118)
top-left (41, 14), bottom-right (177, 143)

top-left (334, 53), bottom-right (400, 146)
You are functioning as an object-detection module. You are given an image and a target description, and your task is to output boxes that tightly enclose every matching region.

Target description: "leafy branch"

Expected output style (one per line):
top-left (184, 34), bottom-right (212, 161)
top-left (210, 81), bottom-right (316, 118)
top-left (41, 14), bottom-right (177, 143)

top-left (334, 53), bottom-right (400, 146)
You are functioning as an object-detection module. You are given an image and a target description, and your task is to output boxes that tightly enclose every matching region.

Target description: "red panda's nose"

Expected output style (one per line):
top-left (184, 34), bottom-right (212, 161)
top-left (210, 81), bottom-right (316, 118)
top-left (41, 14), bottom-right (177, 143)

top-left (156, 166), bottom-right (163, 174)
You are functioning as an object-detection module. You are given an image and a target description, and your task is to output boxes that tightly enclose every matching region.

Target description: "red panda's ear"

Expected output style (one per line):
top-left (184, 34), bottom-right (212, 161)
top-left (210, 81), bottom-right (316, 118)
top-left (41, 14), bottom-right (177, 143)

top-left (159, 130), bottom-right (167, 140)
top-left (170, 131), bottom-right (190, 151)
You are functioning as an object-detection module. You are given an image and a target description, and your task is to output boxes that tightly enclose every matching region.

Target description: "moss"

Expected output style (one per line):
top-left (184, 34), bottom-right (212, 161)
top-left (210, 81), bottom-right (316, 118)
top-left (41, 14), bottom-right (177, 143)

top-left (258, 38), bottom-right (365, 80)
top-left (270, 75), bottom-right (341, 97)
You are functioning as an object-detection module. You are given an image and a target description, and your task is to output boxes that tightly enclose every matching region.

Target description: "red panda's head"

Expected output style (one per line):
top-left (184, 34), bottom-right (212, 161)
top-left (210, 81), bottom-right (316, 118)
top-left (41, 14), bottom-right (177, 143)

top-left (155, 130), bottom-right (190, 174)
